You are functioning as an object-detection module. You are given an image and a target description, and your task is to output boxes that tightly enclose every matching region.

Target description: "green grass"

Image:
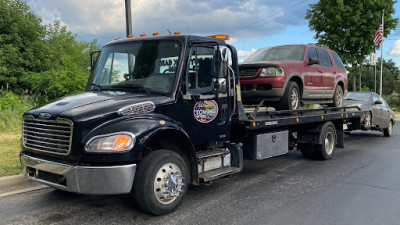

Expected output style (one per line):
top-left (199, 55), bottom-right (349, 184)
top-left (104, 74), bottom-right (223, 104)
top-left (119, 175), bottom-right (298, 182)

top-left (0, 132), bottom-right (22, 177)
top-left (0, 93), bottom-right (37, 177)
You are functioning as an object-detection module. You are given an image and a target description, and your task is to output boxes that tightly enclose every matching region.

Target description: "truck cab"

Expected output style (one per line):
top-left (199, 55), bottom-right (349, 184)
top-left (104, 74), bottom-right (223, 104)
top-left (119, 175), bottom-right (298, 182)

top-left (20, 34), bottom-right (242, 215)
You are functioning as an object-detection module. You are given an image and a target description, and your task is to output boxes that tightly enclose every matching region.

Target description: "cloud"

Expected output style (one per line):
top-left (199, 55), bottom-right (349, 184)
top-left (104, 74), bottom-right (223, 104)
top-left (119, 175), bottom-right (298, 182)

top-left (237, 49), bottom-right (257, 58)
top-left (26, 0), bottom-right (314, 41)
top-left (390, 40), bottom-right (400, 56)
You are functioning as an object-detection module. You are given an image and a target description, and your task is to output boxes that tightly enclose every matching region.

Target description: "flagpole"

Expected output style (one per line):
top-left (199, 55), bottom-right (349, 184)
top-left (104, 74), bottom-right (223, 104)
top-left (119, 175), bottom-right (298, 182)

top-left (379, 10), bottom-right (384, 96)
top-left (374, 46), bottom-right (376, 93)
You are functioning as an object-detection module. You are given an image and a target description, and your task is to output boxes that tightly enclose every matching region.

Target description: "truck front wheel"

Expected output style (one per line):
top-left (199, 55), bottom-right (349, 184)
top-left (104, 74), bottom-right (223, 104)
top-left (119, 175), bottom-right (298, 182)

top-left (133, 150), bottom-right (188, 215)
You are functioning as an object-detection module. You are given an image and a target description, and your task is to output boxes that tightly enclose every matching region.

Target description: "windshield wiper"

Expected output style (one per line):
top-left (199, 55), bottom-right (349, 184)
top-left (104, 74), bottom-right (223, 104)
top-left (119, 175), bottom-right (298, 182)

top-left (112, 83), bottom-right (151, 94)
top-left (89, 83), bottom-right (102, 92)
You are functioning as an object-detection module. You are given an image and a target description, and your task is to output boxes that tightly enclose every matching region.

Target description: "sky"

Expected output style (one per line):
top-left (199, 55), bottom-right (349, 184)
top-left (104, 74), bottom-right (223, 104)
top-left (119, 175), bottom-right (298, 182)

top-left (24, 0), bottom-right (400, 64)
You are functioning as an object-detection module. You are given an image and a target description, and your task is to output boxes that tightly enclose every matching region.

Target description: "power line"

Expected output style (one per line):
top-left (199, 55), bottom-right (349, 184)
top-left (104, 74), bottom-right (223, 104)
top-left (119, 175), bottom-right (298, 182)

top-left (231, 0), bottom-right (310, 35)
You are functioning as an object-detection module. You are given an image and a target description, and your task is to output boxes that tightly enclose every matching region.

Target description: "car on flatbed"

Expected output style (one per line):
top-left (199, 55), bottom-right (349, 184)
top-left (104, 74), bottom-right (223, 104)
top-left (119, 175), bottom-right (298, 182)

top-left (239, 44), bottom-right (348, 110)
top-left (344, 91), bottom-right (395, 136)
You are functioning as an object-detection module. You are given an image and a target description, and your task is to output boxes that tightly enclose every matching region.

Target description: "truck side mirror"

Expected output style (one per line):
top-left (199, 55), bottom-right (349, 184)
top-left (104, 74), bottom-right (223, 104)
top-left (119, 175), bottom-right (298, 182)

top-left (308, 57), bottom-right (319, 65)
top-left (212, 78), bottom-right (227, 93)
top-left (374, 100), bottom-right (383, 105)
top-left (90, 51), bottom-right (101, 69)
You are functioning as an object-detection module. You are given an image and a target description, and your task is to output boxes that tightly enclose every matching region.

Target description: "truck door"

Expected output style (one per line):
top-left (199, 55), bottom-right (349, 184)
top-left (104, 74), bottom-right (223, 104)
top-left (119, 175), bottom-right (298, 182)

top-left (176, 44), bottom-right (231, 147)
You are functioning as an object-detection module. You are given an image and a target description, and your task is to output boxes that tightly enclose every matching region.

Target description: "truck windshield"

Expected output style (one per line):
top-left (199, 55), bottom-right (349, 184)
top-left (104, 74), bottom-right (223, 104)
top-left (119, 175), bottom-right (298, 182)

top-left (88, 40), bottom-right (182, 94)
top-left (245, 46), bottom-right (305, 62)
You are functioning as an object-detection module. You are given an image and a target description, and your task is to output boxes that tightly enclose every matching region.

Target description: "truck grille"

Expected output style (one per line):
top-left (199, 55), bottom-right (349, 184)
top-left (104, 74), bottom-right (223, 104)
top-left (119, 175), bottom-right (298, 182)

top-left (23, 117), bottom-right (73, 155)
top-left (239, 68), bottom-right (260, 77)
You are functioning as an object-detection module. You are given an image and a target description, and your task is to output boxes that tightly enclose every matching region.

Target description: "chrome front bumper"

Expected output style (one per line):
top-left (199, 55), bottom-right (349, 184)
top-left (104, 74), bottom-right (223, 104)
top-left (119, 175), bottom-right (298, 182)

top-left (20, 154), bottom-right (136, 195)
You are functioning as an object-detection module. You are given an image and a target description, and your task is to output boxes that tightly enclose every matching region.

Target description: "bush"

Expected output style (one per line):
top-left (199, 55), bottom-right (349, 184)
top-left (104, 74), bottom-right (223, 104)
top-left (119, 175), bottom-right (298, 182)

top-left (0, 91), bottom-right (37, 132)
top-left (23, 68), bottom-right (89, 100)
top-left (384, 92), bottom-right (400, 111)
top-left (0, 91), bottom-right (21, 110)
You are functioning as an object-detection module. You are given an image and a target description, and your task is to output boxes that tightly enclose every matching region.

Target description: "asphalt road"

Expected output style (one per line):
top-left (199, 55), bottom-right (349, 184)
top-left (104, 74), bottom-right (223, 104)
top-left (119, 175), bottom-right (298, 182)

top-left (1, 124), bottom-right (399, 225)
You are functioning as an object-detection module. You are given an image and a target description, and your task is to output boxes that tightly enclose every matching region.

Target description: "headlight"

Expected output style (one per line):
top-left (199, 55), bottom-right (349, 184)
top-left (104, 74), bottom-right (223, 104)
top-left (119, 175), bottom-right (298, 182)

top-left (259, 67), bottom-right (284, 77)
top-left (85, 132), bottom-right (135, 153)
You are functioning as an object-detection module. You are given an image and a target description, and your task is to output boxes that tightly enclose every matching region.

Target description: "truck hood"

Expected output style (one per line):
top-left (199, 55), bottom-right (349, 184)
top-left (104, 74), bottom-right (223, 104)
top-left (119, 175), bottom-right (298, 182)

top-left (25, 91), bottom-right (173, 121)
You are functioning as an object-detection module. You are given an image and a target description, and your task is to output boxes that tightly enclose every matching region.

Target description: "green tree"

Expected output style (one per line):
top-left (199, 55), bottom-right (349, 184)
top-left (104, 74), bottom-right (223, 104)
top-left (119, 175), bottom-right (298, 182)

top-left (22, 20), bottom-right (101, 99)
top-left (0, 0), bottom-right (47, 90)
top-left (354, 58), bottom-right (400, 95)
top-left (306, 0), bottom-right (398, 91)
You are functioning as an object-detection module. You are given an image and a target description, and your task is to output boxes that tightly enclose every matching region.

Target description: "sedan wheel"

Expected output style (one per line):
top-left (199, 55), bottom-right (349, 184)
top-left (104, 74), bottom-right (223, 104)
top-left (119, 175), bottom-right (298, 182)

top-left (384, 121), bottom-right (393, 137)
top-left (364, 112), bottom-right (371, 129)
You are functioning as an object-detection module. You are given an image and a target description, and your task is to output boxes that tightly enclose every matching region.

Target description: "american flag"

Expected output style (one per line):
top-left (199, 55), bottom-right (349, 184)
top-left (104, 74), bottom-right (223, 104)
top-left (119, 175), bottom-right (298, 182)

top-left (374, 19), bottom-right (383, 46)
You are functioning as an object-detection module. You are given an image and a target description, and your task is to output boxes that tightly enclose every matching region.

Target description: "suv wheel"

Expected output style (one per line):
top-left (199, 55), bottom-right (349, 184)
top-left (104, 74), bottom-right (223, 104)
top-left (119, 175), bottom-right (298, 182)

top-left (329, 85), bottom-right (343, 107)
top-left (279, 81), bottom-right (300, 110)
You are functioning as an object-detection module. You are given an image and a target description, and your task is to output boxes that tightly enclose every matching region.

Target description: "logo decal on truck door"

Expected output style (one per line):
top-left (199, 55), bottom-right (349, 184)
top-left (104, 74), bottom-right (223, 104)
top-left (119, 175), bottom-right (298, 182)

top-left (193, 100), bottom-right (219, 123)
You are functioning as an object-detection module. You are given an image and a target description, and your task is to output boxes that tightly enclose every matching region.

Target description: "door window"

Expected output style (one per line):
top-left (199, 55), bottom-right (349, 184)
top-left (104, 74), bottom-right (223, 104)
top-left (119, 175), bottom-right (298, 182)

top-left (307, 47), bottom-right (318, 60)
top-left (317, 48), bottom-right (332, 68)
top-left (331, 51), bottom-right (345, 69)
top-left (372, 93), bottom-right (380, 103)
top-left (187, 46), bottom-right (215, 92)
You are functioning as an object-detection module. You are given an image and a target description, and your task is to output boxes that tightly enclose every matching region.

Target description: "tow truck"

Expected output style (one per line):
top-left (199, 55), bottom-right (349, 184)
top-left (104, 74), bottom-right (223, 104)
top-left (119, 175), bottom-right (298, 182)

top-left (20, 33), bottom-right (365, 215)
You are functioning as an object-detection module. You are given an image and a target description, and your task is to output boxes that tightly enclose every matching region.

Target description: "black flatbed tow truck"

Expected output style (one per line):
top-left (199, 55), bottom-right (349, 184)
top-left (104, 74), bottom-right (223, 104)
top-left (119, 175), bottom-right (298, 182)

top-left (20, 34), bottom-right (366, 215)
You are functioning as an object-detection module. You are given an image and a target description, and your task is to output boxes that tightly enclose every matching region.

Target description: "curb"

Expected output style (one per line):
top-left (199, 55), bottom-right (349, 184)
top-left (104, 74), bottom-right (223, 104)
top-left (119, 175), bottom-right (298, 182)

top-left (0, 174), bottom-right (25, 187)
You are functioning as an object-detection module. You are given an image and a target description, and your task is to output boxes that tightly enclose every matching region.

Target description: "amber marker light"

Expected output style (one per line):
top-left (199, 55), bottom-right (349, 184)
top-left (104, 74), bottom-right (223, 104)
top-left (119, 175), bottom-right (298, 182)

top-left (140, 33), bottom-right (146, 37)
top-left (341, 113), bottom-right (344, 117)
top-left (115, 37), bottom-right (121, 40)
top-left (128, 34), bottom-right (134, 38)
top-left (174, 31), bottom-right (180, 35)
top-left (85, 132), bottom-right (135, 153)
top-left (252, 122), bottom-right (256, 127)
top-left (153, 32), bottom-right (159, 35)
top-left (207, 34), bottom-right (230, 40)
top-left (112, 135), bottom-right (132, 151)
top-left (321, 116), bottom-right (324, 119)
top-left (296, 118), bottom-right (299, 122)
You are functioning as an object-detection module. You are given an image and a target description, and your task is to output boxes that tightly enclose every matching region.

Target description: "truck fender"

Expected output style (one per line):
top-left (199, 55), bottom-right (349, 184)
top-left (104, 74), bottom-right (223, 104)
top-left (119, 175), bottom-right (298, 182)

top-left (82, 114), bottom-right (199, 185)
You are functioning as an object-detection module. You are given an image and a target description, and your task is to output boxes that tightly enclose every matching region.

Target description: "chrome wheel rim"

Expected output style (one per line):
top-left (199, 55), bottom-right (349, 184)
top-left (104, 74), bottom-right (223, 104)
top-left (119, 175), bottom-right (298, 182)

top-left (154, 162), bottom-right (184, 205)
top-left (365, 113), bottom-right (371, 128)
top-left (291, 88), bottom-right (299, 109)
top-left (335, 90), bottom-right (343, 106)
top-left (325, 132), bottom-right (334, 155)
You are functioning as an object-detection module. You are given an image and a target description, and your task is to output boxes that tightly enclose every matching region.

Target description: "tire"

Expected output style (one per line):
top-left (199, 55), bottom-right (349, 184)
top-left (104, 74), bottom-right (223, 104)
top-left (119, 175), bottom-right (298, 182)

top-left (329, 85), bottom-right (344, 107)
top-left (298, 143), bottom-right (317, 159)
top-left (133, 150), bottom-right (188, 215)
top-left (363, 112), bottom-right (372, 129)
top-left (314, 125), bottom-right (336, 160)
top-left (383, 121), bottom-right (393, 137)
top-left (279, 81), bottom-right (300, 110)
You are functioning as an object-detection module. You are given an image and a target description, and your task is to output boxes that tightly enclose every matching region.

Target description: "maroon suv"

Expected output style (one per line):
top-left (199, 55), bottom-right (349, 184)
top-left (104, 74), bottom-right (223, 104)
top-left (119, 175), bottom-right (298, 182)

top-left (239, 44), bottom-right (348, 110)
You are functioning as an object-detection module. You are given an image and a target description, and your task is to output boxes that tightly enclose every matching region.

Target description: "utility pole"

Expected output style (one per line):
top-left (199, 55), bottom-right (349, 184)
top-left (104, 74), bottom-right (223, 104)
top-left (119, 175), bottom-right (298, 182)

top-left (125, 0), bottom-right (133, 37)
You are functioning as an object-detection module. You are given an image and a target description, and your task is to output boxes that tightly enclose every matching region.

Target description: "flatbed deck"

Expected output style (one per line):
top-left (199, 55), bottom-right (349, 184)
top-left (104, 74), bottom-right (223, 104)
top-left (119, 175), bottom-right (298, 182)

top-left (240, 106), bottom-right (365, 131)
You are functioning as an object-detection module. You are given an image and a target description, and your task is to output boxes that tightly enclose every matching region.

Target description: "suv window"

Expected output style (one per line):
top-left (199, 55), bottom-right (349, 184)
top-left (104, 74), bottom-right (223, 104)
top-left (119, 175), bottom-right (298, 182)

top-left (307, 47), bottom-right (318, 60)
top-left (317, 48), bottom-right (332, 68)
top-left (187, 46), bottom-right (215, 91)
top-left (331, 51), bottom-right (345, 69)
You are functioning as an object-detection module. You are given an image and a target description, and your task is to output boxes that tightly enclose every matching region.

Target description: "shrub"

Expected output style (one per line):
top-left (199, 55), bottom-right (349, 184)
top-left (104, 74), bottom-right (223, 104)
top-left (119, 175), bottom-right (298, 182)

top-left (384, 92), bottom-right (400, 110)
top-left (0, 91), bottom-right (37, 132)
top-left (0, 91), bottom-right (21, 110)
